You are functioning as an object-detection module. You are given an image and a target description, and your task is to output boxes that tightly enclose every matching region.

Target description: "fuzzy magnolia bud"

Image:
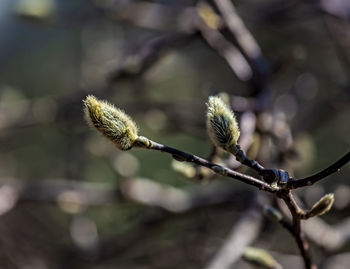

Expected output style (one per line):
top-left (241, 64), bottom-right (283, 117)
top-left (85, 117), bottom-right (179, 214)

top-left (83, 95), bottom-right (138, 151)
top-left (206, 96), bottom-right (240, 154)
top-left (243, 247), bottom-right (282, 269)
top-left (306, 193), bottom-right (334, 218)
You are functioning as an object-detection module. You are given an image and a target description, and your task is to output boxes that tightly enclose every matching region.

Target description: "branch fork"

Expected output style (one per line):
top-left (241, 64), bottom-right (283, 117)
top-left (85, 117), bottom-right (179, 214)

top-left (83, 95), bottom-right (349, 269)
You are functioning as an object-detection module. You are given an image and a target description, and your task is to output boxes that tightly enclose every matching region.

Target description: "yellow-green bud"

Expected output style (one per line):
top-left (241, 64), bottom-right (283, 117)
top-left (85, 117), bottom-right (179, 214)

top-left (83, 95), bottom-right (138, 151)
top-left (206, 96), bottom-right (240, 154)
top-left (243, 247), bottom-right (282, 269)
top-left (307, 193), bottom-right (334, 218)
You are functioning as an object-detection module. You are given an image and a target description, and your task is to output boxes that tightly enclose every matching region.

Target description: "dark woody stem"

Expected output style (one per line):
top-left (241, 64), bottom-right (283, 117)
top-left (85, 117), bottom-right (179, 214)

top-left (143, 139), bottom-right (279, 193)
top-left (234, 145), bottom-right (265, 173)
top-left (287, 151), bottom-right (350, 189)
top-left (280, 191), bottom-right (316, 269)
top-left (135, 136), bottom-right (348, 269)
top-left (232, 145), bottom-right (281, 184)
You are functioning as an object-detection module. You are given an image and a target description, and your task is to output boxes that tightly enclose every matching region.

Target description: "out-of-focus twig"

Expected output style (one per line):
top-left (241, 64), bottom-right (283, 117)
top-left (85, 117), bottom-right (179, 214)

top-left (212, 0), bottom-right (262, 62)
top-left (121, 179), bottom-right (248, 213)
top-left (196, 14), bottom-right (253, 81)
top-left (317, 0), bottom-right (350, 21)
top-left (0, 178), bottom-right (254, 215)
top-left (211, 0), bottom-right (271, 94)
top-left (321, 252), bottom-right (350, 269)
top-left (303, 216), bottom-right (350, 252)
top-left (204, 194), bottom-right (265, 269)
top-left (108, 34), bottom-right (193, 82)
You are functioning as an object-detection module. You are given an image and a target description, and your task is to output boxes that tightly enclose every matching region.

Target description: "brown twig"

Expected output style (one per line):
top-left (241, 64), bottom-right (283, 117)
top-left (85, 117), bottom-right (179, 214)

top-left (234, 145), bottom-right (265, 174)
top-left (145, 139), bottom-right (278, 193)
top-left (280, 191), bottom-right (316, 269)
top-left (287, 152), bottom-right (350, 189)
top-left (108, 34), bottom-right (193, 82)
top-left (135, 134), bottom-right (347, 269)
top-left (193, 145), bottom-right (218, 180)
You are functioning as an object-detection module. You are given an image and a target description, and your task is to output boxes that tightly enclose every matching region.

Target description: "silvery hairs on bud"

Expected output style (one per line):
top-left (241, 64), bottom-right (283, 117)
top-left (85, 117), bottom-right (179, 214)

top-left (83, 95), bottom-right (138, 151)
top-left (206, 96), bottom-right (240, 154)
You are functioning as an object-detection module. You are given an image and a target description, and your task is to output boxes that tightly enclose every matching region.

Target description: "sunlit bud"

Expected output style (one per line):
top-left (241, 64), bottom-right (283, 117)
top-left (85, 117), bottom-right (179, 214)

top-left (206, 96), bottom-right (240, 154)
top-left (243, 247), bottom-right (282, 269)
top-left (307, 193), bottom-right (334, 218)
top-left (83, 95), bottom-right (138, 151)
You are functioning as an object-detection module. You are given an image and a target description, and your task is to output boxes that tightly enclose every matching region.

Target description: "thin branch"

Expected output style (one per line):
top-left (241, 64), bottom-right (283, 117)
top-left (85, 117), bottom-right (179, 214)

top-left (145, 139), bottom-right (279, 193)
top-left (287, 152), bottom-right (350, 189)
top-left (121, 179), bottom-right (247, 213)
top-left (196, 16), bottom-right (253, 81)
top-left (211, 0), bottom-right (270, 88)
top-left (317, 0), bottom-right (350, 21)
top-left (322, 252), bottom-right (350, 269)
top-left (194, 145), bottom-right (218, 180)
top-left (281, 191), bottom-right (316, 269)
top-left (0, 178), bottom-right (254, 214)
top-left (235, 146), bottom-right (265, 174)
top-left (108, 34), bottom-right (192, 82)
top-left (213, 0), bottom-right (262, 60)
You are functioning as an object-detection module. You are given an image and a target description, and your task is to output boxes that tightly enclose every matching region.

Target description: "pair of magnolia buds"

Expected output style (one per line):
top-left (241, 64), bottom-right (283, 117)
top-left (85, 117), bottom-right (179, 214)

top-left (84, 95), bottom-right (240, 154)
top-left (84, 95), bottom-right (335, 218)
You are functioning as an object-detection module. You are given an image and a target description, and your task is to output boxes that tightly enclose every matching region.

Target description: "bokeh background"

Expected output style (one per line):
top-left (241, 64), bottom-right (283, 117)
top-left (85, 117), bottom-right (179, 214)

top-left (0, 0), bottom-right (349, 268)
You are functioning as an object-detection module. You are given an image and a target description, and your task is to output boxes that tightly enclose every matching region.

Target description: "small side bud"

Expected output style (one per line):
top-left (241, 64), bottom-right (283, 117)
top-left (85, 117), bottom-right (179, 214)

top-left (83, 95), bottom-right (138, 151)
top-left (206, 96), bottom-right (240, 154)
top-left (243, 247), bottom-right (282, 269)
top-left (264, 205), bottom-right (283, 222)
top-left (306, 193), bottom-right (334, 218)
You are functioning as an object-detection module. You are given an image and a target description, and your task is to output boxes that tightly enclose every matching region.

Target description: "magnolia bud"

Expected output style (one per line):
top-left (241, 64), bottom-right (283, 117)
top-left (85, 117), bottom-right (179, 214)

top-left (83, 95), bottom-right (138, 151)
top-left (306, 193), bottom-right (334, 218)
top-left (243, 247), bottom-right (282, 269)
top-left (206, 96), bottom-right (240, 154)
